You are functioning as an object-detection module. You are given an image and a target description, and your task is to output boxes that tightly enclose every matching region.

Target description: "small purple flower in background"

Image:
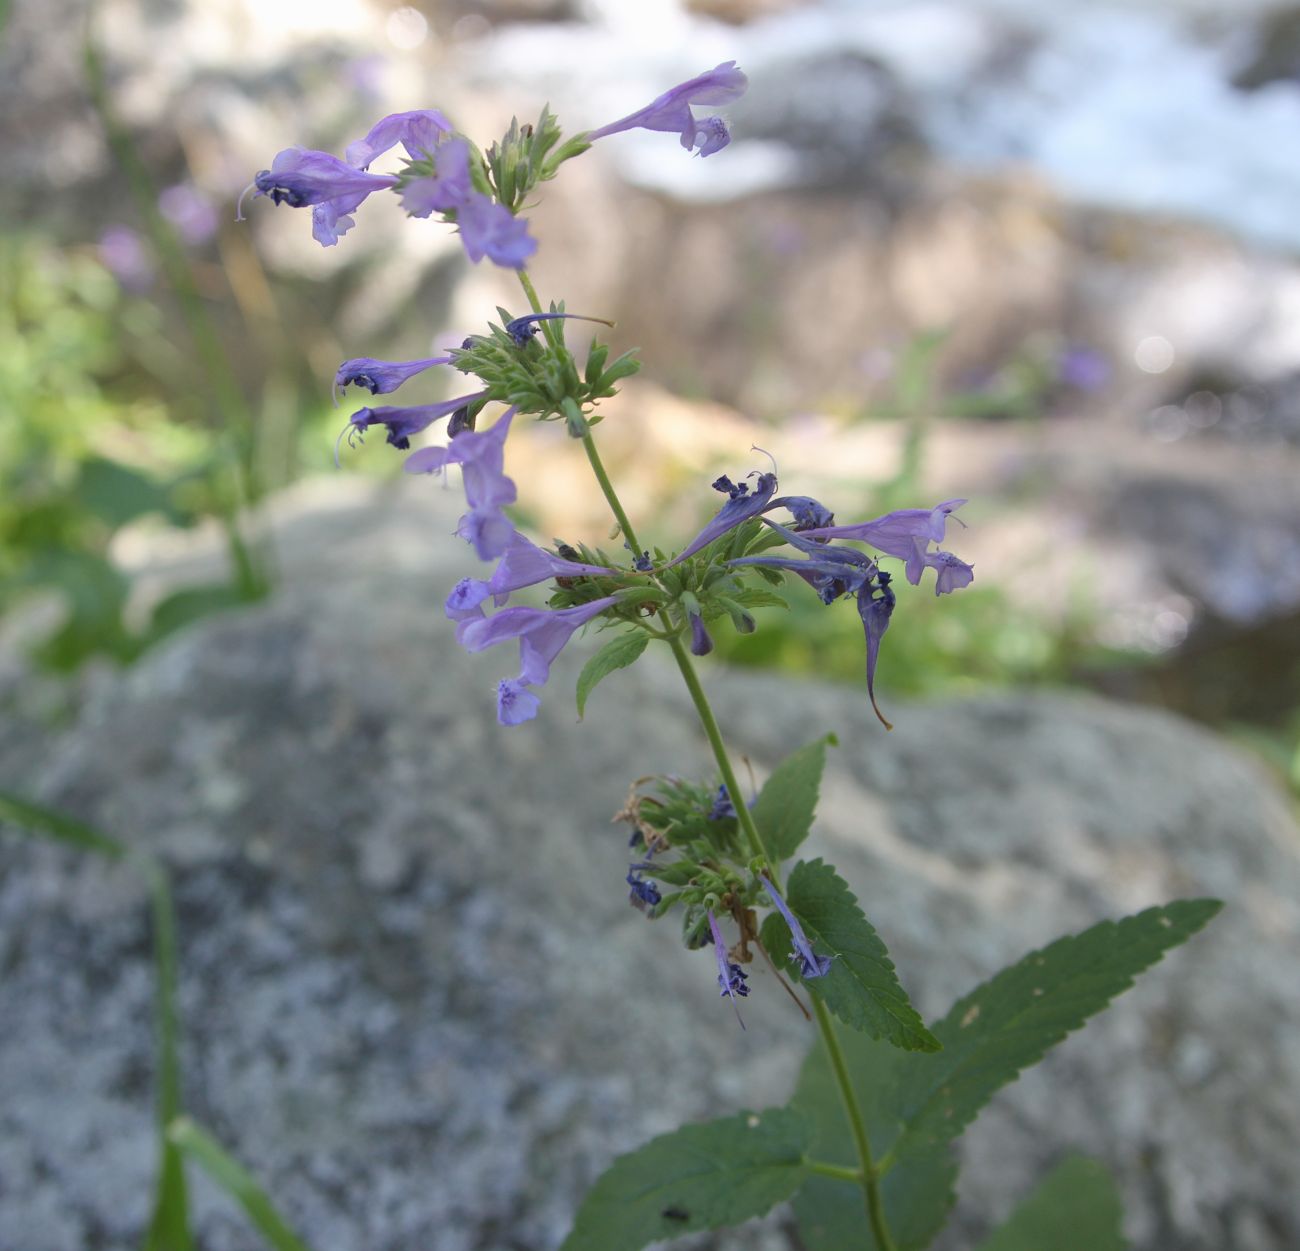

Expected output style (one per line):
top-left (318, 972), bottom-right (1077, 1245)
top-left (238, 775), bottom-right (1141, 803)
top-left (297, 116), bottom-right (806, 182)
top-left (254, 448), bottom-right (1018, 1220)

top-left (341, 390), bottom-right (488, 453)
top-left (707, 784), bottom-right (736, 821)
top-left (588, 61), bottom-right (748, 157)
top-left (504, 312), bottom-right (615, 347)
top-left (707, 910), bottom-right (749, 1028)
top-left (760, 875), bottom-right (832, 980)
top-left (663, 466), bottom-right (779, 568)
top-left (1058, 345), bottom-right (1111, 392)
top-left (98, 226), bottom-right (155, 292)
top-left (344, 109), bottom-right (452, 169)
top-left (241, 148), bottom-right (398, 247)
top-left (626, 868), bottom-right (662, 912)
top-left (335, 355), bottom-right (453, 398)
top-left (158, 184), bottom-right (218, 246)
top-left (458, 595), bottom-right (620, 724)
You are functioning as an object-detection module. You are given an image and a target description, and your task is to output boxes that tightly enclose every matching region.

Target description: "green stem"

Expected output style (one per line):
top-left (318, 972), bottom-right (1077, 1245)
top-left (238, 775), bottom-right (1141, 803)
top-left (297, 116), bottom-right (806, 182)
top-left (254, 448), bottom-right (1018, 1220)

top-left (581, 434), bottom-right (643, 554)
top-left (813, 998), bottom-right (897, 1251)
top-left (517, 269), bottom-right (545, 316)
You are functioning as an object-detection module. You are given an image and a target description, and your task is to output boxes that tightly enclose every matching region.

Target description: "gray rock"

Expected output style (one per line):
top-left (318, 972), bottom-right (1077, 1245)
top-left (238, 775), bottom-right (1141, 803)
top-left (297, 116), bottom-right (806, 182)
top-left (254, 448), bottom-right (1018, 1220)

top-left (1, 485), bottom-right (1297, 1251)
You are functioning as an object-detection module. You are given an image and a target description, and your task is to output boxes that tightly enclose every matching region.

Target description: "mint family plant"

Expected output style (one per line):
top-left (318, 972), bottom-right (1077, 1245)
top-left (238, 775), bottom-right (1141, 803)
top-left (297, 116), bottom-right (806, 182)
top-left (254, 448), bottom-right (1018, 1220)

top-left (241, 63), bottom-right (1220, 1250)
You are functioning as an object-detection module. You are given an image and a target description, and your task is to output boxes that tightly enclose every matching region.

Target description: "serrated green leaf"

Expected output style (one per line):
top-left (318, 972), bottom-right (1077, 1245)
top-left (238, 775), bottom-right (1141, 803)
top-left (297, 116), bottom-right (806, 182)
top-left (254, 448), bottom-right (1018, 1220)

top-left (762, 860), bottom-right (939, 1052)
top-left (887, 899), bottom-right (1222, 1161)
top-left (575, 631), bottom-right (648, 718)
top-left (751, 735), bottom-right (836, 863)
top-left (975, 1156), bottom-right (1126, 1251)
top-left (560, 1109), bottom-right (810, 1251)
top-left (168, 1119), bottom-right (313, 1251)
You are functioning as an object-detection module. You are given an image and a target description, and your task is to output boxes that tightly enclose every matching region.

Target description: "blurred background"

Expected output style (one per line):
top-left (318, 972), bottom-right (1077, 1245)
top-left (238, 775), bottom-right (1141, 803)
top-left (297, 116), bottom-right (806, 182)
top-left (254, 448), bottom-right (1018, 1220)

top-left (3, 2), bottom-right (1300, 1248)
top-left (3, 0), bottom-right (1299, 792)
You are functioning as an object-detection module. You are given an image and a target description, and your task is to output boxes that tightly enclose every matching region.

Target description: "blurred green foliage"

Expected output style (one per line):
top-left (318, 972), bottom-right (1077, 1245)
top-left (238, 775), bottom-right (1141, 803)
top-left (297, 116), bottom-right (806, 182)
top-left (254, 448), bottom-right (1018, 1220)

top-left (0, 233), bottom-right (263, 668)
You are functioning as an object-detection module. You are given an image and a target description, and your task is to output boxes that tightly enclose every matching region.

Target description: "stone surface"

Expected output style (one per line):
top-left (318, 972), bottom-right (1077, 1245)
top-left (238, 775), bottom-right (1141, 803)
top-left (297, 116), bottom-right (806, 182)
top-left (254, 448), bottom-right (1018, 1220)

top-left (1, 485), bottom-right (1298, 1250)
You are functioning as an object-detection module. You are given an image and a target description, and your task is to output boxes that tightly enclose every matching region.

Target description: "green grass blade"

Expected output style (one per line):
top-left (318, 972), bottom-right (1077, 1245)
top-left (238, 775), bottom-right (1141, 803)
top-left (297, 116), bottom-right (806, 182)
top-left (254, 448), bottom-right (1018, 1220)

top-left (0, 789), bottom-right (126, 858)
top-left (168, 1119), bottom-right (315, 1251)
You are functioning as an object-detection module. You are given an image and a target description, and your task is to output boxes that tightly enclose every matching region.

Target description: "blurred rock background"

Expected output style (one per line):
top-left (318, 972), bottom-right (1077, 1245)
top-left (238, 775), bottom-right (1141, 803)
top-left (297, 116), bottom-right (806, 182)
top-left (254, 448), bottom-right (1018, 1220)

top-left (2, 0), bottom-right (1299, 1247)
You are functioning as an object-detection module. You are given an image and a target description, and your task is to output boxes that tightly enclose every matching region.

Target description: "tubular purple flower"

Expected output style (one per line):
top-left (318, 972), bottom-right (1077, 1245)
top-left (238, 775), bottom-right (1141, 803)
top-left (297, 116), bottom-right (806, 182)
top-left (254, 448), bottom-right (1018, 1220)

top-left (663, 468), bottom-right (779, 569)
top-left (688, 611), bottom-right (714, 657)
top-left (707, 910), bottom-right (749, 1028)
top-left (459, 595), bottom-right (620, 695)
top-left (504, 312), bottom-right (615, 347)
top-left (858, 574), bottom-right (896, 730)
top-left (482, 531), bottom-right (614, 606)
top-left (242, 148), bottom-right (398, 247)
top-left (457, 194), bottom-right (538, 268)
top-left (759, 875), bottom-right (832, 979)
top-left (343, 390), bottom-right (488, 452)
top-left (344, 109), bottom-right (453, 169)
top-left (729, 519), bottom-right (875, 604)
top-left (398, 138), bottom-right (474, 217)
top-left (626, 870), bottom-right (662, 912)
top-left (588, 61), bottom-right (748, 157)
top-left (804, 500), bottom-right (965, 559)
top-left (497, 678), bottom-right (541, 726)
top-left (445, 579), bottom-right (490, 640)
top-left (767, 495), bottom-right (836, 531)
top-left (335, 355), bottom-right (452, 398)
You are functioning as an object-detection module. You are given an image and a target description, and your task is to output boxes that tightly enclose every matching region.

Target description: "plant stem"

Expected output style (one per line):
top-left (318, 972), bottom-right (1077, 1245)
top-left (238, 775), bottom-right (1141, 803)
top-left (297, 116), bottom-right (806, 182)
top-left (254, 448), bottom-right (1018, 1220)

top-left (813, 998), bottom-right (898, 1251)
top-left (581, 434), bottom-right (642, 554)
top-left (518, 269), bottom-right (545, 315)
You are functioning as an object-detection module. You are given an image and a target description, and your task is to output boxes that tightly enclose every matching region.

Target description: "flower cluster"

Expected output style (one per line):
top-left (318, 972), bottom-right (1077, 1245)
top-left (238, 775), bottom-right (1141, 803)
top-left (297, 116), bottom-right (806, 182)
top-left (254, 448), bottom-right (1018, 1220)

top-left (239, 62), bottom-right (747, 265)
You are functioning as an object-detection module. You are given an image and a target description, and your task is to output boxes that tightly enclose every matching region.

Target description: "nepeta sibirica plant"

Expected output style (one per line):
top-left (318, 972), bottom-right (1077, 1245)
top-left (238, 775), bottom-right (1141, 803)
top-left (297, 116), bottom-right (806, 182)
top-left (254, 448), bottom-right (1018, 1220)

top-left (246, 62), bottom-right (1219, 1251)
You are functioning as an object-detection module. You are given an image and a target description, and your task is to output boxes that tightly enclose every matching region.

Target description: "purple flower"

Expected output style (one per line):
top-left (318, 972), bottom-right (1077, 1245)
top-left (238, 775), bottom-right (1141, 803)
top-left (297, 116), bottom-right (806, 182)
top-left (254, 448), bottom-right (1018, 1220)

top-left (343, 390), bottom-right (488, 452)
top-left (626, 869), bottom-right (662, 912)
top-left (1058, 346), bottom-right (1111, 392)
top-left (729, 520), bottom-right (875, 605)
top-left (588, 62), bottom-right (748, 157)
top-left (707, 910), bottom-right (749, 1028)
top-left (449, 532), bottom-right (614, 613)
top-left (405, 409), bottom-right (518, 559)
top-left (158, 184), bottom-right (218, 246)
top-left (688, 610), bottom-right (714, 656)
top-left (707, 784), bottom-right (736, 822)
top-left (344, 109), bottom-right (452, 169)
top-left (457, 194), bottom-right (537, 268)
top-left (663, 468), bottom-right (779, 569)
top-left (858, 573), bottom-right (896, 730)
top-left (398, 137), bottom-right (475, 217)
top-left (98, 226), bottom-right (155, 292)
top-left (335, 355), bottom-right (452, 397)
top-left (768, 495), bottom-right (835, 531)
top-left (497, 678), bottom-right (541, 726)
top-left (760, 875), bottom-right (832, 980)
top-left (398, 137), bottom-right (537, 268)
top-left (459, 595), bottom-right (621, 723)
top-left (802, 500), bottom-right (973, 593)
top-left (504, 312), bottom-right (615, 347)
top-left (243, 148), bottom-right (398, 247)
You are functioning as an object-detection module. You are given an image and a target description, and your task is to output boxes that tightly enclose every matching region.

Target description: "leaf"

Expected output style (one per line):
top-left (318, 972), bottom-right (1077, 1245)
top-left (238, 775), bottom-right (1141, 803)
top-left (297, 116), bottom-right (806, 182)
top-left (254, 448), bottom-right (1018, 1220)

top-left (761, 860), bottom-right (939, 1052)
top-left (0, 789), bottom-right (126, 859)
top-left (560, 1109), bottom-right (810, 1251)
top-left (143, 1149), bottom-right (194, 1251)
top-left (789, 1018), bottom-right (953, 1251)
top-left (887, 899), bottom-right (1222, 1161)
top-left (751, 735), bottom-right (836, 863)
top-left (975, 1156), bottom-right (1126, 1251)
top-left (575, 631), bottom-right (648, 718)
top-left (168, 1119), bottom-right (315, 1251)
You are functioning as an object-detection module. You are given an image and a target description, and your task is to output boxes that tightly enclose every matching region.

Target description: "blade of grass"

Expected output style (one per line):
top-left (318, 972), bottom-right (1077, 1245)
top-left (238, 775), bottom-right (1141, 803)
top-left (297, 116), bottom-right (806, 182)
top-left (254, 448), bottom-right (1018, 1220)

top-left (168, 1118), bottom-right (315, 1251)
top-left (0, 789), bottom-right (194, 1250)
